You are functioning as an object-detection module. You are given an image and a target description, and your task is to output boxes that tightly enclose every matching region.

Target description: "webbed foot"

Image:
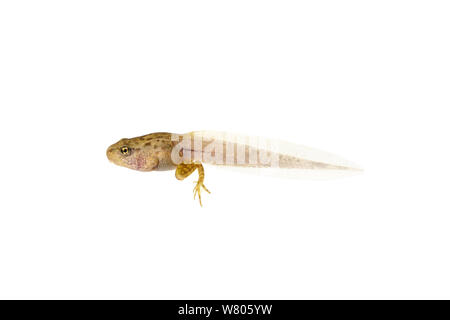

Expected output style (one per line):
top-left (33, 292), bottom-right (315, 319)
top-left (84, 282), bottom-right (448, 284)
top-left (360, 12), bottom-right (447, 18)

top-left (193, 180), bottom-right (210, 207)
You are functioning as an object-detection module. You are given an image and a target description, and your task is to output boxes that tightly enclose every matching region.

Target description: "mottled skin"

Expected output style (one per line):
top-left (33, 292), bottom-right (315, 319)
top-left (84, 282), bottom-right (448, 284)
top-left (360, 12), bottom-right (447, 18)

top-left (106, 133), bottom-right (176, 171)
top-left (106, 132), bottom-right (210, 206)
top-left (107, 131), bottom-right (356, 206)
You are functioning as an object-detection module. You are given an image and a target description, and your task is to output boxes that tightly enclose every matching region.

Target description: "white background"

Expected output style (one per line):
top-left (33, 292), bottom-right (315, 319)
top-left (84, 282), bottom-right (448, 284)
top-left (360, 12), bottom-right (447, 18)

top-left (0, 1), bottom-right (449, 299)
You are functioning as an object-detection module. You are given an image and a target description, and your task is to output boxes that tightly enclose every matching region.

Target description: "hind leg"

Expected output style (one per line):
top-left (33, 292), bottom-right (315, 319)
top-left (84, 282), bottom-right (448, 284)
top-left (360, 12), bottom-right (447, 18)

top-left (175, 163), bottom-right (210, 206)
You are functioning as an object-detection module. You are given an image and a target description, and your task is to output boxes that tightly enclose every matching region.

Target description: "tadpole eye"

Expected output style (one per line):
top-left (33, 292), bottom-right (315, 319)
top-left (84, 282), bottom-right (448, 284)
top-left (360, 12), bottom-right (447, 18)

top-left (120, 146), bottom-right (130, 155)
